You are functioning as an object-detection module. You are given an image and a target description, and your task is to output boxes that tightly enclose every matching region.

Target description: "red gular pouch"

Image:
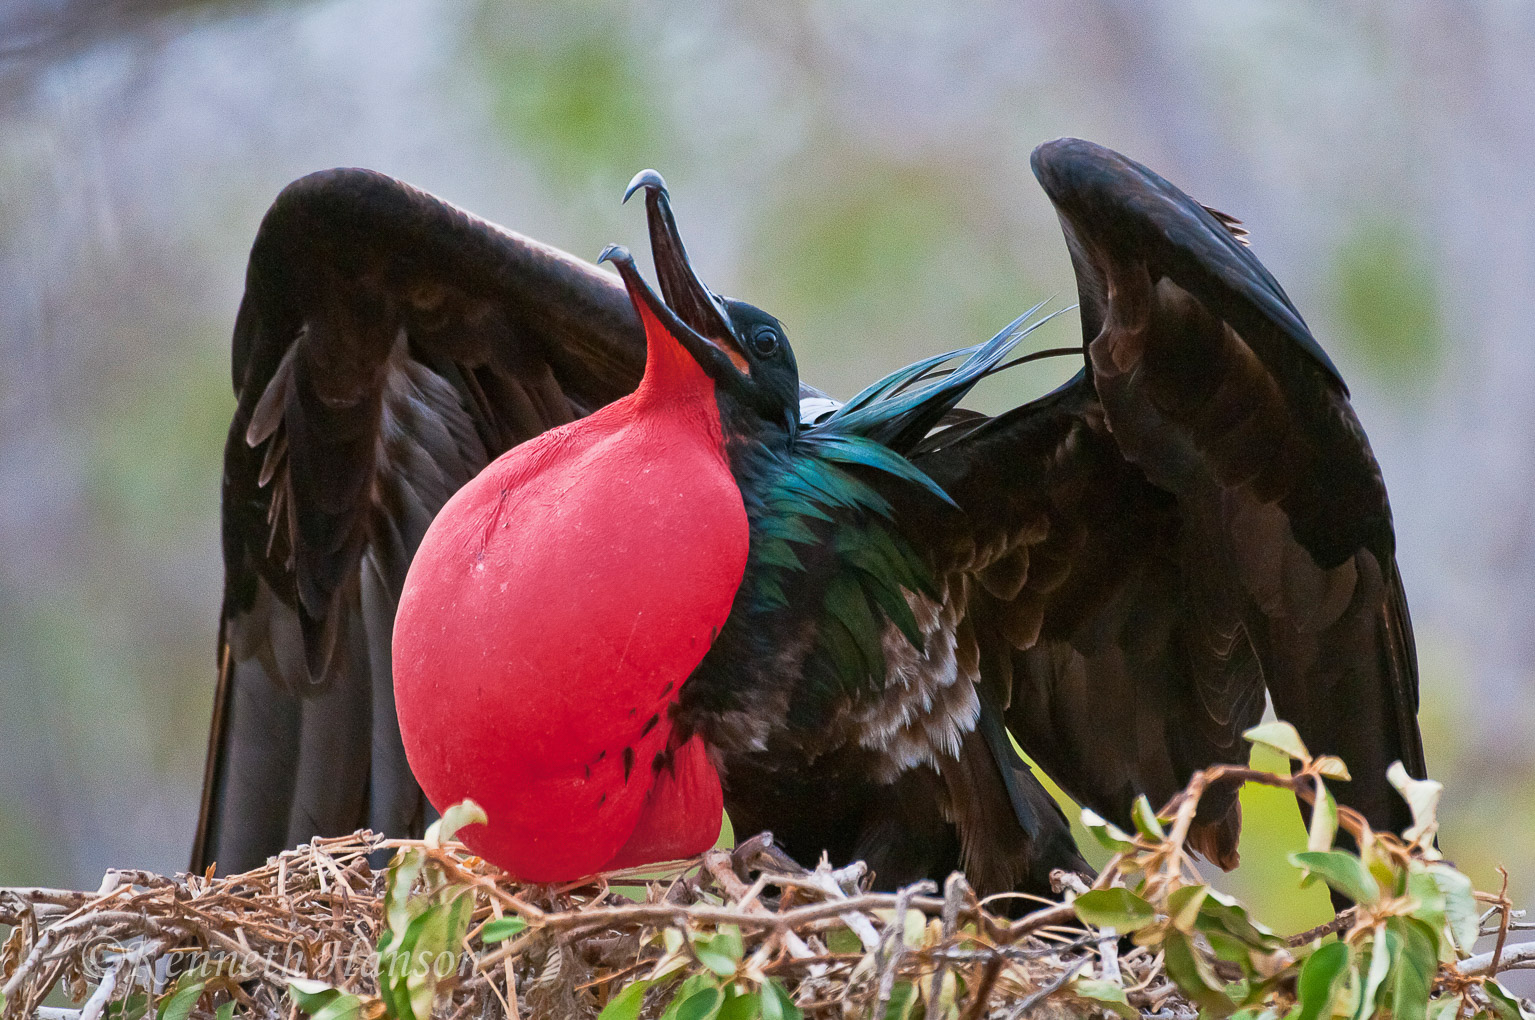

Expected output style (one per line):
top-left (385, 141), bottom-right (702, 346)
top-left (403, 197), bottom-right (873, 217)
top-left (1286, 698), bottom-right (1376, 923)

top-left (604, 732), bottom-right (724, 870)
top-left (392, 282), bottom-right (743, 883)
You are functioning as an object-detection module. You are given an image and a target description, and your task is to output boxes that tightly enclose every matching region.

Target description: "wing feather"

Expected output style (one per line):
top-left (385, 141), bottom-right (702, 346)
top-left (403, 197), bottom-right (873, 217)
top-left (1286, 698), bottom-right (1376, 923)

top-left (193, 169), bottom-right (647, 874)
top-left (912, 139), bottom-right (1424, 868)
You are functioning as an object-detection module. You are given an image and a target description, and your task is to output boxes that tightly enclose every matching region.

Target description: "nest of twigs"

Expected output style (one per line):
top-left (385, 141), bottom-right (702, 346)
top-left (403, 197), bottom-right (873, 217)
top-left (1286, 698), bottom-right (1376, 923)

top-left (0, 829), bottom-right (1158, 1020)
top-left (4, 736), bottom-right (1532, 1020)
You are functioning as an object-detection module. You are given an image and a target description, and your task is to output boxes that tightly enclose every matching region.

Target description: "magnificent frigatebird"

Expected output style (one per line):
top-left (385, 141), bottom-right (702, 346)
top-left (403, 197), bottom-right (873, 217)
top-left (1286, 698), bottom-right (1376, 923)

top-left (193, 139), bottom-right (1425, 898)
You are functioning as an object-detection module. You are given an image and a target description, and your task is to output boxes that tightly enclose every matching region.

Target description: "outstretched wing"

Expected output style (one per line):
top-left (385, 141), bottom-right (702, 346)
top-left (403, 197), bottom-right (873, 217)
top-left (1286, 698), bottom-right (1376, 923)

top-left (916, 138), bottom-right (1424, 866)
top-left (193, 169), bottom-right (647, 875)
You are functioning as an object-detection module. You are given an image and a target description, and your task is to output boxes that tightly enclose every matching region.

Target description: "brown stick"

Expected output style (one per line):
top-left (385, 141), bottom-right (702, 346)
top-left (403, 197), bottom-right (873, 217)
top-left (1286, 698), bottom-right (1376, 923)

top-left (1287, 910), bottom-right (1357, 948)
top-left (1491, 866), bottom-right (1512, 976)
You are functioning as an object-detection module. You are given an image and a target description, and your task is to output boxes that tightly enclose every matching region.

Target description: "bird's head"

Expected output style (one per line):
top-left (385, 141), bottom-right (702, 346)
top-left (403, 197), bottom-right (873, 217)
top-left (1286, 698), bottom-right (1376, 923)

top-left (599, 170), bottom-right (800, 437)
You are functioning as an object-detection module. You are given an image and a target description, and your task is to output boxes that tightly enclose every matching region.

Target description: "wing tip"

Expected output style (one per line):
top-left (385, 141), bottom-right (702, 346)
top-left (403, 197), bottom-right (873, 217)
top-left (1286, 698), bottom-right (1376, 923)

top-left (1029, 137), bottom-right (1128, 199)
top-left (253, 168), bottom-right (447, 265)
top-left (271, 166), bottom-right (408, 207)
top-left (1030, 136), bottom-right (1349, 391)
top-left (1030, 135), bottom-right (1101, 167)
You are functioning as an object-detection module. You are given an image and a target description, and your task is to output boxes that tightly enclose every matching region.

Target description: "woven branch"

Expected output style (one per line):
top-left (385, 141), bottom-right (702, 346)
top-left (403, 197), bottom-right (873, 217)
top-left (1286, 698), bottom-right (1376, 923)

top-left (0, 832), bottom-right (1170, 1020)
top-left (2, 754), bottom-right (1530, 1020)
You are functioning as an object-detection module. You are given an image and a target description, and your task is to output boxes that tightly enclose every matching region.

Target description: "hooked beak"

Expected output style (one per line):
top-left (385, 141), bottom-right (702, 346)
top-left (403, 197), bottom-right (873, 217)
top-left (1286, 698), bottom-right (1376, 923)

top-left (598, 244), bottom-right (741, 386)
top-left (623, 170), bottom-right (750, 375)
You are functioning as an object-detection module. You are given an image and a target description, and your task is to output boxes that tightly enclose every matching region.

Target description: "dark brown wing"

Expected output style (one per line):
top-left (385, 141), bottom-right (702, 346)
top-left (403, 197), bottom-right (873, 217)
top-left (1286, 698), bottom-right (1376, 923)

top-left (192, 169), bottom-right (646, 874)
top-left (916, 138), bottom-right (1424, 868)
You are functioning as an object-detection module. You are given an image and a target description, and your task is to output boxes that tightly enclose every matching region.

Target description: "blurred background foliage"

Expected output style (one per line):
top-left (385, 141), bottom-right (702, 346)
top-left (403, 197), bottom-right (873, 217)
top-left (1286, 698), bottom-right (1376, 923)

top-left (1, 0), bottom-right (1532, 978)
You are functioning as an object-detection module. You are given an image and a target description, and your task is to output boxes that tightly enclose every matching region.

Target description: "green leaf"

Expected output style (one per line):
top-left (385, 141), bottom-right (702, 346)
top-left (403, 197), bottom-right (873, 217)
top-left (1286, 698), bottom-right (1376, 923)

top-left (1385, 917), bottom-right (1437, 1020)
top-left (1387, 762), bottom-right (1442, 844)
top-left (1291, 850), bottom-right (1381, 906)
top-left (1427, 864), bottom-right (1480, 954)
top-left (699, 927), bottom-right (744, 963)
top-left (759, 978), bottom-right (802, 1020)
top-left (1352, 926), bottom-right (1395, 1020)
top-left (716, 990), bottom-right (762, 1020)
top-left (1407, 867), bottom-right (1449, 956)
top-left (1243, 721), bottom-right (1311, 764)
top-left (694, 948), bottom-right (739, 978)
top-left (214, 1001), bottom-right (236, 1020)
top-left (1130, 795), bottom-right (1166, 840)
top-left (1167, 884), bottom-right (1209, 932)
top-left (1368, 849), bottom-right (1404, 901)
top-left (289, 981), bottom-right (360, 1020)
top-left (1203, 927), bottom-right (1261, 967)
top-left (397, 894), bottom-right (470, 1020)
top-left (1307, 778), bottom-right (1338, 853)
top-left (1072, 888), bottom-right (1157, 932)
top-left (379, 889), bottom-right (431, 1020)
top-left (1071, 978), bottom-right (1138, 1019)
top-left (882, 981), bottom-right (919, 1020)
top-left (157, 977), bottom-right (206, 1020)
top-left (673, 984), bottom-right (725, 1020)
top-left (661, 976), bottom-right (722, 1020)
top-left (1314, 755), bottom-right (1352, 780)
top-left (384, 848), bottom-right (426, 938)
top-left (1079, 808), bottom-right (1136, 854)
top-left (825, 926), bottom-right (862, 954)
top-left (1293, 942), bottom-right (1350, 1020)
top-left (311, 995), bottom-right (363, 1020)
top-left (1427, 995), bottom-right (1464, 1020)
top-left (107, 994), bottom-right (150, 1020)
top-left (480, 917), bottom-right (528, 943)
top-left (598, 980), bottom-right (651, 1020)
top-left (426, 798), bottom-right (488, 847)
top-left (426, 892), bottom-right (475, 1009)
top-left (1195, 888), bottom-right (1284, 951)
top-left (288, 980), bottom-right (342, 1015)
top-left (1485, 979), bottom-right (1535, 1020)
top-left (1162, 930), bottom-right (1236, 1014)
top-left (376, 942), bottom-right (414, 1020)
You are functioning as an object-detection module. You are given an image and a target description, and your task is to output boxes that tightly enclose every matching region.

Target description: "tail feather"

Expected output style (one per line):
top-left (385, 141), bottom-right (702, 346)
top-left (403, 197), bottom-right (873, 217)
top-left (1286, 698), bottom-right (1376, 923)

top-left (192, 638), bottom-right (301, 873)
top-left (941, 699), bottom-right (1091, 900)
top-left (192, 576), bottom-right (426, 875)
top-left (362, 557), bottom-right (429, 839)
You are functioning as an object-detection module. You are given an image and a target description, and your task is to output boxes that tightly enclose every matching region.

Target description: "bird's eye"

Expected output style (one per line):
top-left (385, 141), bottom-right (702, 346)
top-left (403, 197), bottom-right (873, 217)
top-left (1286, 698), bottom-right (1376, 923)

top-left (749, 328), bottom-right (780, 357)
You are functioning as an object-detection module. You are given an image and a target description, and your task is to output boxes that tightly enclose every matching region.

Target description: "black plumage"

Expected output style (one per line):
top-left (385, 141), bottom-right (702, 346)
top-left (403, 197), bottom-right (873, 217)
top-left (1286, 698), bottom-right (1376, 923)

top-left (194, 139), bottom-right (1424, 900)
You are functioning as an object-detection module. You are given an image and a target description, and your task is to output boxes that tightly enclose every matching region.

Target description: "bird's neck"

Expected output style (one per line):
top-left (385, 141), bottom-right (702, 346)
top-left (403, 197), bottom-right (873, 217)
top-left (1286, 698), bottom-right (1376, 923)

top-left (629, 301), bottom-right (724, 426)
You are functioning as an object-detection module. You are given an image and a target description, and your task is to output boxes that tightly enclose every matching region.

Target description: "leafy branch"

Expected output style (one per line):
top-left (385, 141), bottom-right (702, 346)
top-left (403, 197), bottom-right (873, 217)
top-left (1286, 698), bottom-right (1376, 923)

top-left (1065, 722), bottom-right (1530, 1020)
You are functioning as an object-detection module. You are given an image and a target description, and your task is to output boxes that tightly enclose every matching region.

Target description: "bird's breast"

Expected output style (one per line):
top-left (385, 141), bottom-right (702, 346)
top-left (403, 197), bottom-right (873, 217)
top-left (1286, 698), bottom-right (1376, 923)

top-left (393, 388), bottom-right (745, 881)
